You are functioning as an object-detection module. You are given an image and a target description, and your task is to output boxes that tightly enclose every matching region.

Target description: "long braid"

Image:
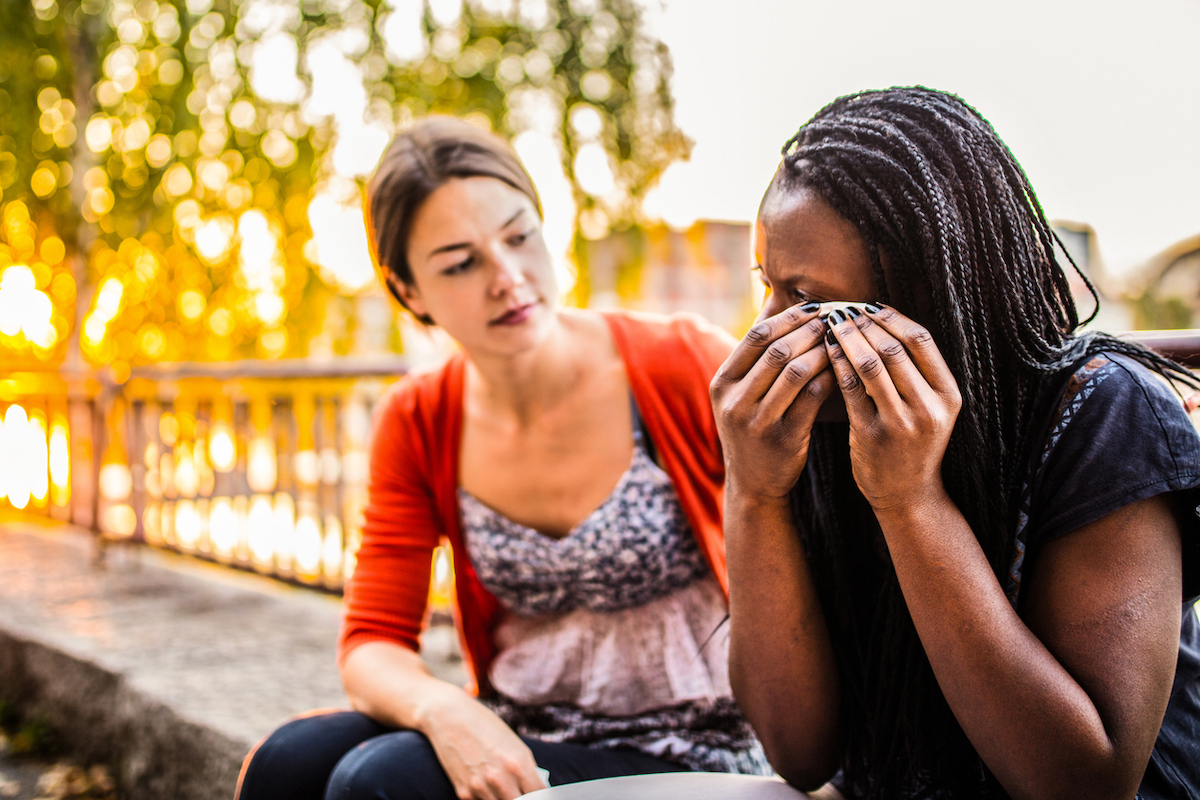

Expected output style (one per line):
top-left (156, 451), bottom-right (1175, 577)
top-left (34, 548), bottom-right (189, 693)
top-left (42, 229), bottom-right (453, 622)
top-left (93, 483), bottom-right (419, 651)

top-left (776, 87), bottom-right (1199, 798)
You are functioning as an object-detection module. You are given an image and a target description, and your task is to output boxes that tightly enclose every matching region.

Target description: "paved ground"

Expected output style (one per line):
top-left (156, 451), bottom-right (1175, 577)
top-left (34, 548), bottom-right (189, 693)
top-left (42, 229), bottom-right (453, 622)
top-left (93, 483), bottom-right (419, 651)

top-left (0, 510), bottom-right (466, 799)
top-left (0, 750), bottom-right (53, 800)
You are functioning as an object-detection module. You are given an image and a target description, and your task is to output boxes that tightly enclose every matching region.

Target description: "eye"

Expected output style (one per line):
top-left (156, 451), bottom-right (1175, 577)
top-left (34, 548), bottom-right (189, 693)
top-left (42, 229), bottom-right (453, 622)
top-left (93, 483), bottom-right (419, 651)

top-left (751, 265), bottom-right (770, 289)
top-left (508, 229), bottom-right (533, 247)
top-left (440, 256), bottom-right (474, 276)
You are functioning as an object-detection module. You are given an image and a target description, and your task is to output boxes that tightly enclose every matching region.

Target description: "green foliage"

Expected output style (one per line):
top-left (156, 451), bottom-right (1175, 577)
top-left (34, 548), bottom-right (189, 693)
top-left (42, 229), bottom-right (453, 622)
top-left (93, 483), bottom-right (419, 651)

top-left (1131, 291), bottom-right (1194, 331)
top-left (0, 699), bottom-right (56, 756)
top-left (10, 713), bottom-right (56, 756)
top-left (0, 696), bottom-right (15, 729)
top-left (0, 0), bottom-right (689, 367)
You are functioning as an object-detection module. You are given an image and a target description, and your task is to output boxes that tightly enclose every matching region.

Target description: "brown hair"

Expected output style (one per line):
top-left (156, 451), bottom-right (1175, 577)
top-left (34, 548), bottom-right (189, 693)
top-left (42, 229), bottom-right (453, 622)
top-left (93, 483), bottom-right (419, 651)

top-left (366, 116), bottom-right (542, 323)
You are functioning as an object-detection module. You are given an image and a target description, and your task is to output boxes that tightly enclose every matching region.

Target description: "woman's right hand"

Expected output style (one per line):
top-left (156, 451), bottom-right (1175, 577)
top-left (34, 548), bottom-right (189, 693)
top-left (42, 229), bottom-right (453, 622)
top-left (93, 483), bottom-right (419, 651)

top-left (342, 642), bottom-right (545, 800)
top-left (418, 689), bottom-right (545, 800)
top-left (710, 301), bottom-right (834, 499)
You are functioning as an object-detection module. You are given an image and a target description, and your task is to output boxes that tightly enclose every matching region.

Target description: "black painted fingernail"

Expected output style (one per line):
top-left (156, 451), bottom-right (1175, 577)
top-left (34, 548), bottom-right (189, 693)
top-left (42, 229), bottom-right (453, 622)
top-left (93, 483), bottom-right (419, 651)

top-left (827, 309), bottom-right (845, 326)
top-left (826, 329), bottom-right (837, 346)
top-left (864, 303), bottom-right (882, 314)
top-left (846, 306), bottom-right (862, 319)
top-left (800, 300), bottom-right (820, 313)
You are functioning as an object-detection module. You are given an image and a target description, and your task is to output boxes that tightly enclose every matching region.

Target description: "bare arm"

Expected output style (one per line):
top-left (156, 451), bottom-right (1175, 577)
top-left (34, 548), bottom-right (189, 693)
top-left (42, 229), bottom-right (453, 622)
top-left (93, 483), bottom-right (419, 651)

top-left (875, 494), bottom-right (1180, 800)
top-left (711, 302), bottom-right (844, 787)
top-left (826, 305), bottom-right (1182, 800)
top-left (341, 641), bottom-right (546, 800)
top-left (725, 490), bottom-right (844, 788)
top-left (339, 381), bottom-right (547, 800)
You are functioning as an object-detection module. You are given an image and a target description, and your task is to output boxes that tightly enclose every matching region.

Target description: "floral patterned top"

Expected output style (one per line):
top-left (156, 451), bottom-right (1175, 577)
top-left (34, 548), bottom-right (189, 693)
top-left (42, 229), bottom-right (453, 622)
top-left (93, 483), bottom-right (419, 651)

top-left (458, 402), bottom-right (770, 774)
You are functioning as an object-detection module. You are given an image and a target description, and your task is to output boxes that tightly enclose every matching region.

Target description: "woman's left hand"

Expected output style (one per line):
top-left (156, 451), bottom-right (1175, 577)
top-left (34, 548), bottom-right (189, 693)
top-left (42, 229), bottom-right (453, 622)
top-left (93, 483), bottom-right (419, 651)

top-left (825, 304), bottom-right (962, 515)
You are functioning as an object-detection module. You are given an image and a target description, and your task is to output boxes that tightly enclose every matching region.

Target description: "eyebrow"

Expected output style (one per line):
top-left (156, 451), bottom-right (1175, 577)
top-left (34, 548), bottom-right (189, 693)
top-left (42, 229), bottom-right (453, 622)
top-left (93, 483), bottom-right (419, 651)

top-left (425, 208), bottom-right (528, 258)
top-left (759, 261), bottom-right (839, 301)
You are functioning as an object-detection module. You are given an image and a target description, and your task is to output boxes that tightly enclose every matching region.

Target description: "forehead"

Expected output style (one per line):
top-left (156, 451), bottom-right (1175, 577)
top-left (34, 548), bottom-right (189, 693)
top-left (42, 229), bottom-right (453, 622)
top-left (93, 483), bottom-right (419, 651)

top-left (414, 176), bottom-right (533, 230)
top-left (755, 186), bottom-right (877, 299)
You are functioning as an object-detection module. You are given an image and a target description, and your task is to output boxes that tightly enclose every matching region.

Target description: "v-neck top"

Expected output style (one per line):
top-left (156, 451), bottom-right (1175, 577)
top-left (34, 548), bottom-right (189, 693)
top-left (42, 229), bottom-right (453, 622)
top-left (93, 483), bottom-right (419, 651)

top-left (457, 406), bottom-right (769, 774)
top-left (457, 402), bottom-right (710, 615)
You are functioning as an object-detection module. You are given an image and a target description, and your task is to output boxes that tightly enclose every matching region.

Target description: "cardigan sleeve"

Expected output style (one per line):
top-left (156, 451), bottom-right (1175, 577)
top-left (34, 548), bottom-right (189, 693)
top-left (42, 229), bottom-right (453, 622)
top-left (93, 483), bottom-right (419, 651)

top-left (671, 312), bottom-right (739, 376)
top-left (337, 379), bottom-right (441, 665)
top-left (642, 312), bottom-right (735, 474)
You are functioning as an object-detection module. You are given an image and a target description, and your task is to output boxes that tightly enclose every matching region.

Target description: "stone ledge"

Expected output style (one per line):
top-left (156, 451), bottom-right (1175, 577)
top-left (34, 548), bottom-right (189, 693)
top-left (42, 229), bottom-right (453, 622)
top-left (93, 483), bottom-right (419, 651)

top-left (0, 513), bottom-right (466, 800)
top-left (0, 633), bottom-right (244, 799)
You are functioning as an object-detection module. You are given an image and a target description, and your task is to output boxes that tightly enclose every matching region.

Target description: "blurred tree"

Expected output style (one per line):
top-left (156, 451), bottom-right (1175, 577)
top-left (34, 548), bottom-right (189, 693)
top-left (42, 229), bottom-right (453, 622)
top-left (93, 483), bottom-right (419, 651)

top-left (0, 0), bottom-right (87, 371)
top-left (0, 0), bottom-right (690, 371)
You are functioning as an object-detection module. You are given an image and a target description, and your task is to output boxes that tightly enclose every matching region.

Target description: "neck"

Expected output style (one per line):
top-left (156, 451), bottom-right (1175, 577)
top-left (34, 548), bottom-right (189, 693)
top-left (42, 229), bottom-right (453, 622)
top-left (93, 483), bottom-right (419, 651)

top-left (464, 309), bottom-right (594, 426)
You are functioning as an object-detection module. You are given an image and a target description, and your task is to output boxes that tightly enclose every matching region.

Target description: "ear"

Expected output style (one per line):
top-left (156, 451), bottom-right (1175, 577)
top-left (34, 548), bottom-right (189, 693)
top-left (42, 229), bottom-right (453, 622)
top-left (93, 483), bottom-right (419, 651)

top-left (387, 273), bottom-right (430, 320)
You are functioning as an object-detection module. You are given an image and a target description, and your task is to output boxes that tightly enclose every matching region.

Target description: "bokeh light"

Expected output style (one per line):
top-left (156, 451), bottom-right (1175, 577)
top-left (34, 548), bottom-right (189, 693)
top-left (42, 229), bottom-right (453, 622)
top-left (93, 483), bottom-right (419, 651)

top-left (0, 405), bottom-right (44, 511)
top-left (48, 416), bottom-right (70, 507)
top-left (0, 265), bottom-right (57, 349)
top-left (1, 0), bottom-right (695, 601)
top-left (2, 0), bottom-right (690, 377)
top-left (306, 184), bottom-right (376, 293)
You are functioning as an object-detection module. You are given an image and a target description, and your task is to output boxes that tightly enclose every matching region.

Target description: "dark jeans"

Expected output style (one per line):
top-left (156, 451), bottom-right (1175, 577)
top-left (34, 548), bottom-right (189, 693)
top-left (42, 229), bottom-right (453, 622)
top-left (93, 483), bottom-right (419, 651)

top-left (236, 710), bottom-right (689, 800)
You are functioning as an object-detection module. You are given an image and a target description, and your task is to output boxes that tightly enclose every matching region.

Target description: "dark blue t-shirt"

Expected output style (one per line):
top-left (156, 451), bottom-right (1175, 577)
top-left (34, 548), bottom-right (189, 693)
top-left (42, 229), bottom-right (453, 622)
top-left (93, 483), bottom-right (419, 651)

top-left (1012, 352), bottom-right (1200, 799)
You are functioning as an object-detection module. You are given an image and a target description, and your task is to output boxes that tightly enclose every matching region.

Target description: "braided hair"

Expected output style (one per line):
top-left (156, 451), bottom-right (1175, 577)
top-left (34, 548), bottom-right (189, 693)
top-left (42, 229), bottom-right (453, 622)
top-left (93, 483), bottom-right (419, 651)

top-left (773, 87), bottom-right (1197, 798)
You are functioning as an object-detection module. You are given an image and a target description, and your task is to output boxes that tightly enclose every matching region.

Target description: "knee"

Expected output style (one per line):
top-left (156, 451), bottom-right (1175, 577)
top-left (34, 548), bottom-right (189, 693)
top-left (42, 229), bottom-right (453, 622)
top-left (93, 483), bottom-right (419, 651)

top-left (326, 731), bottom-right (450, 800)
top-left (237, 718), bottom-right (308, 799)
top-left (237, 711), bottom-right (378, 800)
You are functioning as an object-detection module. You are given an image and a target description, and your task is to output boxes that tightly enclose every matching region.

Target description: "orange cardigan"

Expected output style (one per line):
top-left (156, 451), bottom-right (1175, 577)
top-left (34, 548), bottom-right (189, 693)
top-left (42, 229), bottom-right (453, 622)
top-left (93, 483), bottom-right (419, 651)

top-left (338, 310), bottom-right (736, 694)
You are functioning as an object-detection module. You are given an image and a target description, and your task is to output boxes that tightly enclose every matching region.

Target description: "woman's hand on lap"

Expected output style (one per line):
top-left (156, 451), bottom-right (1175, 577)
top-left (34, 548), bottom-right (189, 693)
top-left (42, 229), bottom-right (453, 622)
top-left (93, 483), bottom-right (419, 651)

top-left (825, 305), bottom-right (962, 515)
top-left (420, 690), bottom-right (546, 800)
top-left (711, 301), bottom-right (834, 500)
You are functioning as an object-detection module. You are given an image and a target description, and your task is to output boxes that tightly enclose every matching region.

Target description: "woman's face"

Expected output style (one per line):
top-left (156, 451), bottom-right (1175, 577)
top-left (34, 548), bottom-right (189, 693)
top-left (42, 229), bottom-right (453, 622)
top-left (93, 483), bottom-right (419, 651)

top-left (398, 176), bottom-right (556, 356)
top-left (754, 185), bottom-right (878, 317)
top-left (756, 185), bottom-right (879, 420)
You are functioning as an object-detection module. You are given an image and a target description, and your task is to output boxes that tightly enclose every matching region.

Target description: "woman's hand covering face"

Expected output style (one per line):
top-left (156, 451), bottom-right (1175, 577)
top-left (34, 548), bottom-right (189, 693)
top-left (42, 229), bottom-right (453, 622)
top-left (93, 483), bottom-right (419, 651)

top-left (824, 303), bottom-right (962, 514)
top-left (710, 301), bottom-right (835, 500)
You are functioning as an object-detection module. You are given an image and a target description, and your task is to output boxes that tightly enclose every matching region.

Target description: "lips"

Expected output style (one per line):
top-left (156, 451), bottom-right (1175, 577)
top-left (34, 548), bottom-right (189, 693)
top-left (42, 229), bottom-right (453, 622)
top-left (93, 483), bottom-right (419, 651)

top-left (489, 302), bottom-right (536, 326)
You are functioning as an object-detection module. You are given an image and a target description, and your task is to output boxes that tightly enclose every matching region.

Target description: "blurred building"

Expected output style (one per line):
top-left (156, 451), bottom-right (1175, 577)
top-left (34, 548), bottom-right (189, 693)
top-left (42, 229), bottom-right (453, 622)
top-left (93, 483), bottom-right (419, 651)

top-left (1134, 233), bottom-right (1200, 330)
top-left (1052, 221), bottom-right (1135, 332)
top-left (580, 220), bottom-right (757, 333)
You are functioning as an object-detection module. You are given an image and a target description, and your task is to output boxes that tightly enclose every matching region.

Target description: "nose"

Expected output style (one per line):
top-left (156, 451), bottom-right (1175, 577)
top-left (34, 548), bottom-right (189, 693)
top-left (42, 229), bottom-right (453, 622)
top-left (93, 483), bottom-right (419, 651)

top-left (759, 291), bottom-right (786, 322)
top-left (489, 252), bottom-right (527, 295)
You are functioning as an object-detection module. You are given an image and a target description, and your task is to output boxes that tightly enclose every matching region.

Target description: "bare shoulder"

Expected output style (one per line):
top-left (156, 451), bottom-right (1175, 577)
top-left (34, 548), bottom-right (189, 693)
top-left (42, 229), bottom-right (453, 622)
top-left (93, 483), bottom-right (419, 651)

top-left (558, 307), bottom-right (624, 362)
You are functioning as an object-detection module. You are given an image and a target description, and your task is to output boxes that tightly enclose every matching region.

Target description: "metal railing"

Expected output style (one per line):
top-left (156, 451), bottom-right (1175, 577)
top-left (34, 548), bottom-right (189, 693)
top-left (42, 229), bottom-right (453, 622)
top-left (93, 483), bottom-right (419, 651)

top-left (2, 354), bottom-right (446, 605)
top-left (4, 329), bottom-right (1200, 598)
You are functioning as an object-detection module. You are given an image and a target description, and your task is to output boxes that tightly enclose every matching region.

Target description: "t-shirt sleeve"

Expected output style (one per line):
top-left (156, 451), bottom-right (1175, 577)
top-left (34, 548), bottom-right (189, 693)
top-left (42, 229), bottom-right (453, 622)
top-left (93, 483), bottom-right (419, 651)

top-left (337, 383), bottom-right (440, 665)
top-left (1027, 356), bottom-right (1200, 551)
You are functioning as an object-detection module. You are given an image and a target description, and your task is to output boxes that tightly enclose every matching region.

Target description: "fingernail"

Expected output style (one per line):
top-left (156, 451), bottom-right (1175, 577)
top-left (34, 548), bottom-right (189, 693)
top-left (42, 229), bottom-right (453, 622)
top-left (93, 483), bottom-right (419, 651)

top-left (846, 306), bottom-right (862, 319)
top-left (864, 303), bottom-right (882, 314)
top-left (827, 309), bottom-right (846, 326)
top-left (800, 300), bottom-right (820, 313)
top-left (826, 329), bottom-right (837, 346)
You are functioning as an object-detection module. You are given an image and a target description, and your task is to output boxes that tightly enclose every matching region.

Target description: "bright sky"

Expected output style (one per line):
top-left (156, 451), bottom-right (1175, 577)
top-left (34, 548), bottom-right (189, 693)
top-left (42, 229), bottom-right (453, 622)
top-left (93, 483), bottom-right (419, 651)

top-left (641, 0), bottom-right (1200, 276)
